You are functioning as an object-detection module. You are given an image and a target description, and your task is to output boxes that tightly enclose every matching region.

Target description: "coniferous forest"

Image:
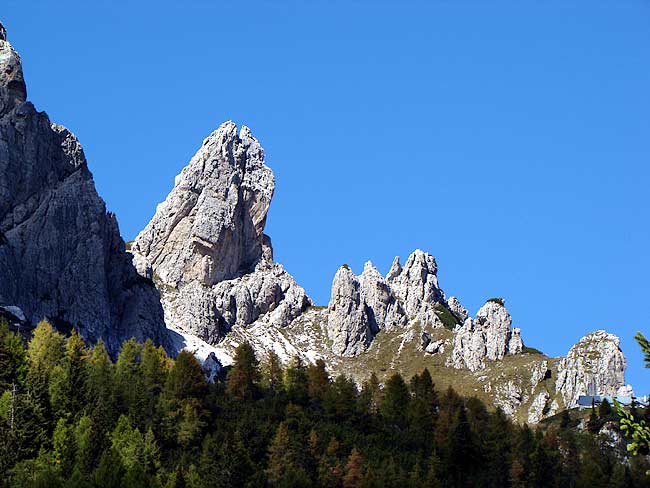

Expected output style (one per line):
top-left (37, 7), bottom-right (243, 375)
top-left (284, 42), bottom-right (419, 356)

top-left (1, 320), bottom-right (649, 488)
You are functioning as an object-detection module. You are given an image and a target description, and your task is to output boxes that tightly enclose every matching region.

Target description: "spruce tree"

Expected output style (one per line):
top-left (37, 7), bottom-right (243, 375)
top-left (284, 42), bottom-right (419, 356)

top-left (226, 342), bottom-right (261, 402)
top-left (26, 319), bottom-right (65, 406)
top-left (381, 373), bottom-right (410, 429)
top-left (284, 356), bottom-right (310, 406)
top-left (307, 359), bottom-right (331, 403)
top-left (343, 448), bottom-right (364, 488)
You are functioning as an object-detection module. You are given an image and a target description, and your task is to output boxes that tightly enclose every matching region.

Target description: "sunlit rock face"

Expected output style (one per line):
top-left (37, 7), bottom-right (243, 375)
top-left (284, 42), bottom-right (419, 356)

top-left (0, 22), bottom-right (169, 354)
top-left (555, 330), bottom-right (630, 408)
top-left (131, 121), bottom-right (310, 343)
top-left (449, 300), bottom-right (522, 371)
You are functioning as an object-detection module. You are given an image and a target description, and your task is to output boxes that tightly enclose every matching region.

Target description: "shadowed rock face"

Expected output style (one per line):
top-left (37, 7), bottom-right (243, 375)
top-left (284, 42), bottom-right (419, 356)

top-left (131, 122), bottom-right (310, 342)
top-left (0, 22), bottom-right (169, 355)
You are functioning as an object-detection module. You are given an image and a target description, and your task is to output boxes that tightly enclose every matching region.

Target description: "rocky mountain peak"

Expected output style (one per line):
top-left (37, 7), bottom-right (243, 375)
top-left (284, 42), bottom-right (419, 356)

top-left (0, 23), bottom-right (27, 115)
top-left (386, 249), bottom-right (445, 325)
top-left (131, 121), bottom-right (309, 343)
top-left (555, 330), bottom-right (631, 408)
top-left (133, 121), bottom-right (274, 288)
top-left (450, 299), bottom-right (523, 371)
top-left (0, 22), bottom-right (169, 354)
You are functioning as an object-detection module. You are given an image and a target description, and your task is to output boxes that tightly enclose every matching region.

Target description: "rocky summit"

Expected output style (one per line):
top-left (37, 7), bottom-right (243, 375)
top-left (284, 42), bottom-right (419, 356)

top-left (0, 19), bottom-right (633, 423)
top-left (125, 117), bottom-right (631, 423)
top-left (0, 22), bottom-right (169, 355)
top-left (130, 121), bottom-right (311, 344)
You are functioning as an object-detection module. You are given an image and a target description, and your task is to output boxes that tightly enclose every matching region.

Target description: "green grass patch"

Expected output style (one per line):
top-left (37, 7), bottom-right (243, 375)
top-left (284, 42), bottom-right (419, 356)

top-left (521, 345), bottom-right (545, 355)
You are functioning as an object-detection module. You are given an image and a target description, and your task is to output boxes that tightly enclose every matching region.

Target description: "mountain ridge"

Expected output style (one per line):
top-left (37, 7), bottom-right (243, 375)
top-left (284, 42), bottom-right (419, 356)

top-left (0, 19), bottom-right (632, 423)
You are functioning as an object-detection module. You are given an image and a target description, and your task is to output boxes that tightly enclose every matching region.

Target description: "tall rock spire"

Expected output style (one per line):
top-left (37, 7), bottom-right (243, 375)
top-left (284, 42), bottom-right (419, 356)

top-left (131, 122), bottom-right (310, 342)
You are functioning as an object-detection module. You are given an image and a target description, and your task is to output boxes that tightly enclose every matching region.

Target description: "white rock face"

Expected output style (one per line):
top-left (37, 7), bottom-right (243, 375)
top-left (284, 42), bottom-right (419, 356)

top-left (449, 300), bottom-right (522, 371)
top-left (448, 296), bottom-right (469, 323)
top-left (326, 252), bottom-right (450, 357)
top-left (387, 250), bottom-right (445, 325)
top-left (359, 262), bottom-right (407, 331)
top-left (508, 327), bottom-right (523, 355)
top-left (327, 266), bottom-right (374, 357)
top-left (527, 391), bottom-right (550, 424)
top-left (530, 360), bottom-right (549, 387)
top-left (555, 330), bottom-right (627, 408)
top-left (132, 122), bottom-right (310, 343)
top-left (476, 301), bottom-right (512, 361)
top-left (493, 380), bottom-right (524, 417)
top-left (617, 384), bottom-right (635, 397)
top-left (202, 352), bottom-right (223, 383)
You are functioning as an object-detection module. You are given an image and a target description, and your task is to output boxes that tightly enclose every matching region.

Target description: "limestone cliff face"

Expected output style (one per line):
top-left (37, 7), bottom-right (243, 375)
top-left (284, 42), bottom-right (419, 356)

top-left (555, 330), bottom-right (631, 408)
top-left (0, 23), bottom-right (169, 354)
top-left (326, 253), bottom-right (453, 357)
top-left (131, 122), bottom-right (310, 343)
top-left (449, 300), bottom-right (522, 371)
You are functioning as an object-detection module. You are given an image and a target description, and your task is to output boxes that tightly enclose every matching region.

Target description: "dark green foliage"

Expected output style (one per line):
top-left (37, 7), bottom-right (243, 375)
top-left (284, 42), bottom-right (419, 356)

top-left (1, 332), bottom-right (644, 487)
top-left (487, 297), bottom-right (505, 306)
top-left (635, 331), bottom-right (650, 368)
top-left (381, 373), bottom-right (410, 429)
top-left (521, 345), bottom-right (545, 355)
top-left (433, 303), bottom-right (459, 330)
top-left (0, 319), bottom-right (26, 391)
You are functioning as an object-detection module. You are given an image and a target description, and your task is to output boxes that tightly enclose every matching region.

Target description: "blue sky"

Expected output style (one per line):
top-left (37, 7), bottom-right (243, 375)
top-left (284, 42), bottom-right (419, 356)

top-left (4, 1), bottom-right (650, 392)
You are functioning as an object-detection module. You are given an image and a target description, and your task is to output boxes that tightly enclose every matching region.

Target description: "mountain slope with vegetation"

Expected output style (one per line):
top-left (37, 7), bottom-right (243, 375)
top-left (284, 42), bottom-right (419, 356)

top-left (1, 320), bottom-right (648, 487)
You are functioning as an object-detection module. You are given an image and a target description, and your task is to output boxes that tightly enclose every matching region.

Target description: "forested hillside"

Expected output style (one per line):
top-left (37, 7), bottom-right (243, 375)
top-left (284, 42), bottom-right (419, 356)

top-left (0, 320), bottom-right (647, 487)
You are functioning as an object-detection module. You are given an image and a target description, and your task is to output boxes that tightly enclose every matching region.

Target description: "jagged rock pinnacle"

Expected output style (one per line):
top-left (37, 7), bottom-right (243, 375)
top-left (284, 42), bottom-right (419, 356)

top-left (0, 22), bottom-right (7, 41)
top-left (131, 121), bottom-right (310, 342)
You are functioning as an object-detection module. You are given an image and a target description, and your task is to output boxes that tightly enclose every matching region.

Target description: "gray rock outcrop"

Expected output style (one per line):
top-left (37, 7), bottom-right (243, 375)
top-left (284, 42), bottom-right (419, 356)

top-left (0, 22), bottom-right (169, 354)
top-left (448, 296), bottom-right (469, 323)
top-left (555, 330), bottom-right (629, 408)
top-left (386, 250), bottom-right (445, 325)
top-left (327, 252), bottom-right (451, 357)
top-left (131, 121), bottom-right (310, 343)
top-left (450, 300), bottom-right (523, 371)
top-left (327, 265), bottom-right (374, 356)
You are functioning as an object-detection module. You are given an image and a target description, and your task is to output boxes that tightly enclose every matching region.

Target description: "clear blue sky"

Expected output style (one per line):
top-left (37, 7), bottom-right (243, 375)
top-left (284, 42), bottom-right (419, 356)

top-left (4, 1), bottom-right (650, 392)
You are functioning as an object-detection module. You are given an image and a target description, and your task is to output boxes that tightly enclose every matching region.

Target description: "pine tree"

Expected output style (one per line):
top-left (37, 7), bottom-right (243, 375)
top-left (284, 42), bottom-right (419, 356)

top-left (343, 448), bottom-right (364, 488)
top-left (93, 448), bottom-right (125, 488)
top-left (617, 333), bottom-right (650, 459)
top-left (0, 319), bottom-right (26, 391)
top-left (72, 415), bottom-right (94, 476)
top-left (587, 403), bottom-right (601, 434)
top-left (381, 373), bottom-right (410, 428)
top-left (263, 350), bottom-right (284, 394)
top-left (49, 332), bottom-right (88, 420)
top-left (199, 432), bottom-right (255, 487)
top-left (324, 375), bottom-right (357, 420)
top-left (598, 397), bottom-right (613, 419)
top-left (53, 418), bottom-right (76, 477)
top-left (267, 422), bottom-right (311, 487)
top-left (85, 341), bottom-right (116, 438)
top-left (358, 372), bottom-right (381, 416)
top-left (161, 350), bottom-right (207, 446)
top-left (307, 359), bottom-right (331, 403)
top-left (285, 356), bottom-right (310, 406)
top-left (115, 339), bottom-right (146, 427)
top-left (26, 319), bottom-right (65, 406)
top-left (139, 339), bottom-right (169, 431)
top-left (226, 342), bottom-right (260, 402)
